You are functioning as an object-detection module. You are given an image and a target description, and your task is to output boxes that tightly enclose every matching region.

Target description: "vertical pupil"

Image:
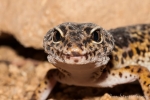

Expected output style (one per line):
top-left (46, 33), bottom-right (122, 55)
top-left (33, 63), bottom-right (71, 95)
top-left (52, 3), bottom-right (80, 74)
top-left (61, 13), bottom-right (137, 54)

top-left (53, 30), bottom-right (61, 42)
top-left (94, 31), bottom-right (98, 41)
top-left (92, 30), bottom-right (101, 42)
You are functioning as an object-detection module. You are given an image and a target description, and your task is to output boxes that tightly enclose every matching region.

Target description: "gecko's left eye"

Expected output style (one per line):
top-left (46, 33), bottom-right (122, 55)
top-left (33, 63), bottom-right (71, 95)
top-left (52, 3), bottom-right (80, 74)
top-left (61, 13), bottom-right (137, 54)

top-left (91, 29), bottom-right (103, 43)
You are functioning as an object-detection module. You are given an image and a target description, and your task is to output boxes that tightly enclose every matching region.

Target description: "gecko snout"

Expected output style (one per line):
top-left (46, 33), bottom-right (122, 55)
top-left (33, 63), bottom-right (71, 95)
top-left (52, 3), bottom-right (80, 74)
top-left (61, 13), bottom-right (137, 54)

top-left (67, 43), bottom-right (85, 56)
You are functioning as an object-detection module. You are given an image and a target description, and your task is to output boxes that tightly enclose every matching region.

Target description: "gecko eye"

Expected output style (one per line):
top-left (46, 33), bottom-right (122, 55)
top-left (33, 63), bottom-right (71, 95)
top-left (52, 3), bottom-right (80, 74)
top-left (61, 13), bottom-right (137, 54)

top-left (53, 29), bottom-right (62, 42)
top-left (91, 29), bottom-right (103, 43)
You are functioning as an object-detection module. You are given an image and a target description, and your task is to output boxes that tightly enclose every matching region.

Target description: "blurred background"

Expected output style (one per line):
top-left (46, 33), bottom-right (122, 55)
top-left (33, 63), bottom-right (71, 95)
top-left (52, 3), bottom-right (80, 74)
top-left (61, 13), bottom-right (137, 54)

top-left (0, 0), bottom-right (150, 49)
top-left (0, 0), bottom-right (149, 100)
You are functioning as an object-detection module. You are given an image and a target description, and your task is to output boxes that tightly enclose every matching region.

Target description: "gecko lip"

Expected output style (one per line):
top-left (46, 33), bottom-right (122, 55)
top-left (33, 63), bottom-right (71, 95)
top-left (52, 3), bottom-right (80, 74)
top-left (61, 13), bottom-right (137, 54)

top-left (63, 53), bottom-right (88, 59)
top-left (61, 51), bottom-right (96, 60)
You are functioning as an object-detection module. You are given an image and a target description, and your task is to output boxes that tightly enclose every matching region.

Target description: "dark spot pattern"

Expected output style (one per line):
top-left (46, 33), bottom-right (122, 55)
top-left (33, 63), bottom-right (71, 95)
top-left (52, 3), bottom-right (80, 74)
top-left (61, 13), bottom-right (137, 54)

top-left (132, 37), bottom-right (138, 42)
top-left (105, 38), bottom-right (113, 45)
top-left (89, 46), bottom-right (93, 50)
top-left (137, 68), bottom-right (142, 73)
top-left (70, 32), bottom-right (81, 41)
top-left (59, 46), bottom-right (63, 50)
top-left (83, 38), bottom-right (91, 45)
top-left (56, 43), bottom-right (59, 47)
top-left (140, 24), bottom-right (148, 30)
top-left (147, 45), bottom-right (150, 51)
top-left (119, 72), bottom-right (122, 78)
top-left (77, 43), bottom-right (83, 51)
top-left (143, 81), bottom-right (146, 85)
top-left (64, 39), bottom-right (68, 46)
top-left (114, 55), bottom-right (119, 61)
top-left (84, 27), bottom-right (92, 34)
top-left (44, 81), bottom-right (47, 84)
top-left (130, 74), bottom-right (132, 77)
top-left (147, 91), bottom-right (149, 94)
top-left (146, 84), bottom-right (150, 87)
top-left (50, 42), bottom-right (54, 47)
top-left (113, 47), bottom-right (118, 52)
top-left (122, 52), bottom-right (127, 58)
top-left (128, 50), bottom-right (133, 58)
top-left (139, 77), bottom-right (141, 80)
top-left (67, 42), bottom-right (72, 47)
top-left (141, 49), bottom-right (146, 57)
top-left (137, 33), bottom-right (145, 39)
top-left (121, 58), bottom-right (124, 64)
top-left (147, 75), bottom-right (150, 78)
top-left (135, 47), bottom-right (141, 55)
top-left (103, 47), bottom-right (107, 53)
top-left (136, 59), bottom-right (140, 63)
top-left (125, 66), bottom-right (130, 69)
top-left (38, 90), bottom-right (41, 93)
top-left (46, 46), bottom-right (50, 51)
top-left (66, 55), bottom-right (70, 59)
top-left (139, 38), bottom-right (144, 43)
top-left (112, 73), bottom-right (115, 76)
top-left (68, 25), bottom-right (74, 30)
top-left (131, 69), bottom-right (134, 72)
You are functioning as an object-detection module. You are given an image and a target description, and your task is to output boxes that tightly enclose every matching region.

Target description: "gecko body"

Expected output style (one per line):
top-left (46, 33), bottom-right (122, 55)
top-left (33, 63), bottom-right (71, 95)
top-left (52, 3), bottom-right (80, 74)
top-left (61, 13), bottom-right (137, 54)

top-left (32, 23), bottom-right (150, 100)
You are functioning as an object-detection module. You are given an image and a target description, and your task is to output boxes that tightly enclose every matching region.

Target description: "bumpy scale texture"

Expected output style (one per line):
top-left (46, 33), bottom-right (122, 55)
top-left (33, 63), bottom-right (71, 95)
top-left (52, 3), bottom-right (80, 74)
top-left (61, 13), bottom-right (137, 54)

top-left (32, 22), bottom-right (150, 100)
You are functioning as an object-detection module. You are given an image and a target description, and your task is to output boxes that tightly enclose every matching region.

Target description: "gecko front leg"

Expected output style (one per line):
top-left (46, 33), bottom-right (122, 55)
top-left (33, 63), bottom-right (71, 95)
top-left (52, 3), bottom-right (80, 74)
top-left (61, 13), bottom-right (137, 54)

top-left (31, 69), bottom-right (64, 100)
top-left (97, 65), bottom-right (150, 100)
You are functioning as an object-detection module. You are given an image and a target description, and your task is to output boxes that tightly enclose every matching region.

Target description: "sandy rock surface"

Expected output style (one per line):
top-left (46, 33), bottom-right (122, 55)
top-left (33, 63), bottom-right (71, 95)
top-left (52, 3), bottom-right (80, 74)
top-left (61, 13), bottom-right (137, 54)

top-left (0, 0), bottom-right (150, 48)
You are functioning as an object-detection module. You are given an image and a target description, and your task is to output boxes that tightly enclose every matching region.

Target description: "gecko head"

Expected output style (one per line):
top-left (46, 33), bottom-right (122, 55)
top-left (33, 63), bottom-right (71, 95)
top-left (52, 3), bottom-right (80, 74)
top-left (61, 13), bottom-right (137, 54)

top-left (43, 22), bottom-right (114, 67)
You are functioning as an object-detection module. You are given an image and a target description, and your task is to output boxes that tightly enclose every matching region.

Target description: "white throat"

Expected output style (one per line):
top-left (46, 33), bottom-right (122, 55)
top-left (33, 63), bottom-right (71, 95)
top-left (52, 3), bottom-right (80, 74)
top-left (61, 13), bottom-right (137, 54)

top-left (54, 61), bottom-right (106, 82)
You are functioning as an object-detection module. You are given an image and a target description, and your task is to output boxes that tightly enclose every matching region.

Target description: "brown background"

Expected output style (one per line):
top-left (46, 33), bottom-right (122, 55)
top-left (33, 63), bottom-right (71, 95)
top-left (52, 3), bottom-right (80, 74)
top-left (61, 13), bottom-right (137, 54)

top-left (0, 0), bottom-right (150, 49)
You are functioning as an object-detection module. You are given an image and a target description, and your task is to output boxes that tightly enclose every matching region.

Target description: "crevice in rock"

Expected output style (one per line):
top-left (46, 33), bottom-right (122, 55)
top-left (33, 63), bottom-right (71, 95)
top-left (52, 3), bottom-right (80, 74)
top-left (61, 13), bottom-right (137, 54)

top-left (0, 32), bottom-right (47, 61)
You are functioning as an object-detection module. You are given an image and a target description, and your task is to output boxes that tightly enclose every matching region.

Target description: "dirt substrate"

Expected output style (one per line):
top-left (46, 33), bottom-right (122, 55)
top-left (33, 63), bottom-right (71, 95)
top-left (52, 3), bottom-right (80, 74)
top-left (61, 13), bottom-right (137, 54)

top-left (0, 34), bottom-right (146, 100)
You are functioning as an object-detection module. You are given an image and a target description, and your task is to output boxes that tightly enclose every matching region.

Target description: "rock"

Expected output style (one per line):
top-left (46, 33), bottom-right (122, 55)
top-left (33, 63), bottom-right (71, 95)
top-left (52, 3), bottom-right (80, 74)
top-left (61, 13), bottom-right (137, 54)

top-left (0, 0), bottom-right (150, 48)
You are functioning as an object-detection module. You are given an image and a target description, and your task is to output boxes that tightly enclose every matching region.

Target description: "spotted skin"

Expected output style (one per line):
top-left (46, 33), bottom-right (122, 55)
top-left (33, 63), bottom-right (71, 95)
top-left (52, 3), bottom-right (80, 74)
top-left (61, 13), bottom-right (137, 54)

top-left (32, 23), bottom-right (150, 100)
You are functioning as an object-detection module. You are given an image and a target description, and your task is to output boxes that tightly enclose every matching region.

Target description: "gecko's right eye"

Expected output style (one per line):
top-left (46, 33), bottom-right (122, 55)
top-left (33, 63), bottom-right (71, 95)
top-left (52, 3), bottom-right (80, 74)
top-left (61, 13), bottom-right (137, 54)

top-left (91, 29), bottom-right (103, 44)
top-left (53, 29), bottom-right (62, 43)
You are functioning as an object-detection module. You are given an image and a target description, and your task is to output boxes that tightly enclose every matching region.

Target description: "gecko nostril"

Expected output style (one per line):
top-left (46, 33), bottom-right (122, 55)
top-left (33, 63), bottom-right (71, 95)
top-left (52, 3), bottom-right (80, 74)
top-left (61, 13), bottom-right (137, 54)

top-left (71, 51), bottom-right (81, 56)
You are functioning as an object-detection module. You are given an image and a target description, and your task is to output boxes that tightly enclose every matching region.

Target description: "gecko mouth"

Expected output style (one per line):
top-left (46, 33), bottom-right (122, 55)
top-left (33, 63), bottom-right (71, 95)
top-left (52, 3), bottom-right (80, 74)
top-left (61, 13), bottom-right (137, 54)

top-left (63, 53), bottom-right (88, 60)
top-left (62, 54), bottom-right (88, 64)
top-left (61, 51), bottom-right (97, 64)
top-left (52, 48), bottom-right (97, 64)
